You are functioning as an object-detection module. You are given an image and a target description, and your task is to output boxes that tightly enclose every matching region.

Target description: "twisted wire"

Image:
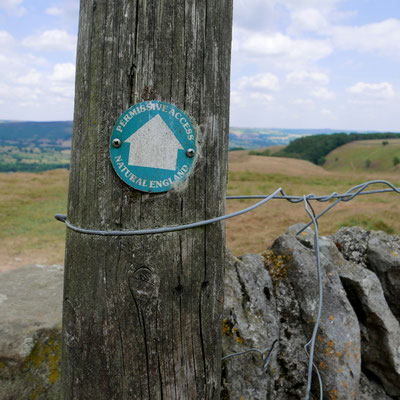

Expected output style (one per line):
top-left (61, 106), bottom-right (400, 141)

top-left (55, 180), bottom-right (399, 237)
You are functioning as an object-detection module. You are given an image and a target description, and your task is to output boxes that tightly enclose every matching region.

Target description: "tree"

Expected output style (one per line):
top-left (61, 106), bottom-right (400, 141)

top-left (393, 156), bottom-right (400, 167)
top-left (61, 1), bottom-right (233, 399)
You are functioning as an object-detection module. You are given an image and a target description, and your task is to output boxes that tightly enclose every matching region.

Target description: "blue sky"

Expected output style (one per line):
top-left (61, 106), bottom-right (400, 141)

top-left (0, 0), bottom-right (399, 131)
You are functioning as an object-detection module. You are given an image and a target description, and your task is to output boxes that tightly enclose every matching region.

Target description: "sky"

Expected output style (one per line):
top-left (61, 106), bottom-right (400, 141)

top-left (0, 0), bottom-right (399, 131)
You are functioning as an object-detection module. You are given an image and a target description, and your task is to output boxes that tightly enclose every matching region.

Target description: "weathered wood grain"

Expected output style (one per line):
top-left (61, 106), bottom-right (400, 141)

top-left (61, 1), bottom-right (233, 398)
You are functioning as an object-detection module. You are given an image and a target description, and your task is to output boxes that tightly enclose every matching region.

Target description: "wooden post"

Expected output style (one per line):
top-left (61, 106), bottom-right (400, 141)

top-left (61, 1), bottom-right (233, 399)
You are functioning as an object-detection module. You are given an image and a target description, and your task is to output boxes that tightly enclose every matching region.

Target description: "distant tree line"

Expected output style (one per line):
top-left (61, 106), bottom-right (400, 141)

top-left (274, 132), bottom-right (400, 165)
top-left (0, 121), bottom-right (73, 142)
top-left (0, 163), bottom-right (69, 173)
top-left (249, 148), bottom-right (270, 156)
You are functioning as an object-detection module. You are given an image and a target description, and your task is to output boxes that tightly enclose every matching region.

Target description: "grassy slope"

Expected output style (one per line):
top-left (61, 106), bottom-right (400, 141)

top-left (0, 170), bottom-right (68, 271)
top-left (324, 139), bottom-right (400, 173)
top-left (226, 150), bottom-right (400, 255)
top-left (0, 150), bottom-right (399, 268)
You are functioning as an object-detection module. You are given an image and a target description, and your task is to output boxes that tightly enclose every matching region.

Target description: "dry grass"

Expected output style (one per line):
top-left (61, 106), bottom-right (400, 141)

top-left (0, 153), bottom-right (399, 270)
top-left (0, 169), bottom-right (68, 272)
top-left (226, 153), bottom-right (400, 255)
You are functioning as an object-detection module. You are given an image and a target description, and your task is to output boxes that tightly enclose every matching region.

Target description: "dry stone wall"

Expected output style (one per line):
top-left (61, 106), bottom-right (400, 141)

top-left (1, 226), bottom-right (400, 399)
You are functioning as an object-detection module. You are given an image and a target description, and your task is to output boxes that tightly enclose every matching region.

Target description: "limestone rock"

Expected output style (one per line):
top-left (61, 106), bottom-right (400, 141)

top-left (339, 264), bottom-right (400, 396)
top-left (2, 226), bottom-right (400, 400)
top-left (0, 265), bottom-right (63, 399)
top-left (221, 251), bottom-right (279, 400)
top-left (264, 248), bottom-right (310, 400)
top-left (367, 230), bottom-right (400, 322)
top-left (357, 373), bottom-right (393, 400)
top-left (332, 227), bottom-right (369, 265)
top-left (271, 229), bottom-right (361, 400)
top-left (320, 236), bottom-right (400, 396)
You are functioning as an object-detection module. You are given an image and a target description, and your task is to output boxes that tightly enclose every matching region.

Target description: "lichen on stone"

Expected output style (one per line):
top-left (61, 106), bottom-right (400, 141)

top-left (262, 249), bottom-right (291, 290)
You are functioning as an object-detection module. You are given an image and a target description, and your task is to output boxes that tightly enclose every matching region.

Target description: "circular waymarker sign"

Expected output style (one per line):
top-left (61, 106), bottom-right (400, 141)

top-left (110, 101), bottom-right (197, 193)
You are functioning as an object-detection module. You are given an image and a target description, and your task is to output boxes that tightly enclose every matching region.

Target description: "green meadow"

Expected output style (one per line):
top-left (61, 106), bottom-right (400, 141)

top-left (324, 138), bottom-right (400, 173)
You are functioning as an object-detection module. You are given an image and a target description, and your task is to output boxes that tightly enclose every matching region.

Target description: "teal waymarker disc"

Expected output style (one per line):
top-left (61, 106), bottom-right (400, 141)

top-left (110, 101), bottom-right (197, 193)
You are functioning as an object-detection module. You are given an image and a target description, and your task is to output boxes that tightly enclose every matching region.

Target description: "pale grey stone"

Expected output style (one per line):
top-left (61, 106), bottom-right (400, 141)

top-left (367, 230), bottom-right (400, 322)
top-left (221, 251), bottom-right (279, 400)
top-left (272, 231), bottom-right (361, 400)
top-left (0, 265), bottom-right (63, 399)
top-left (321, 236), bottom-right (400, 397)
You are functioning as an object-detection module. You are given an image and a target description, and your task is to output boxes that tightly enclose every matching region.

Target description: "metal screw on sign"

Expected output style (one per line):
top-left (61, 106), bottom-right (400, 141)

top-left (112, 138), bottom-right (122, 148)
top-left (186, 148), bottom-right (195, 158)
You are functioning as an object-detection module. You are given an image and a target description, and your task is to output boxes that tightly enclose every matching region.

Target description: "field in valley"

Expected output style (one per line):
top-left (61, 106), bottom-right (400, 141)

top-left (0, 140), bottom-right (399, 270)
top-left (226, 149), bottom-right (400, 255)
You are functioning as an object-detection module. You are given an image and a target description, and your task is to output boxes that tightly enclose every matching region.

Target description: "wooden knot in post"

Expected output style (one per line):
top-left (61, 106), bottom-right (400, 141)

top-left (128, 266), bottom-right (159, 306)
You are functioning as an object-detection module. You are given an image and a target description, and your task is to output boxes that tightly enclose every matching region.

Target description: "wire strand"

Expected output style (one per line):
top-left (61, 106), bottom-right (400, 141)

top-left (303, 197), bottom-right (324, 400)
top-left (55, 180), bottom-right (399, 236)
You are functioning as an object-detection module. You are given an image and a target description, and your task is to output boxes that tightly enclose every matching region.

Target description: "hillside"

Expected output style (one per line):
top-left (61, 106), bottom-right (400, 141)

top-left (0, 121), bottom-right (73, 146)
top-left (2, 120), bottom-right (398, 173)
top-left (0, 120), bottom-right (374, 149)
top-left (324, 139), bottom-right (400, 173)
top-left (226, 153), bottom-right (400, 255)
top-left (228, 149), bottom-right (329, 177)
top-left (0, 121), bottom-right (72, 172)
top-left (274, 132), bottom-right (400, 165)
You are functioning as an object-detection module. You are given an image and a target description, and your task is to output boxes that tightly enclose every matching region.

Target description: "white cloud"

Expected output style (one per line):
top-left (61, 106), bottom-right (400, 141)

top-left (0, 30), bottom-right (15, 48)
top-left (287, 70), bottom-right (329, 86)
top-left (230, 91), bottom-right (241, 105)
top-left (347, 82), bottom-right (395, 99)
top-left (234, 0), bottom-right (276, 31)
top-left (280, 0), bottom-right (342, 13)
top-left (50, 63), bottom-right (75, 82)
top-left (312, 87), bottom-right (335, 99)
top-left (50, 84), bottom-right (74, 99)
top-left (332, 19), bottom-right (400, 55)
top-left (293, 98), bottom-right (314, 106)
top-left (0, 82), bottom-right (42, 102)
top-left (22, 30), bottom-right (77, 52)
top-left (231, 73), bottom-right (279, 108)
top-left (321, 109), bottom-right (334, 117)
top-left (238, 73), bottom-right (280, 92)
top-left (235, 30), bottom-right (332, 67)
top-left (16, 70), bottom-right (42, 85)
top-left (289, 8), bottom-right (329, 33)
top-left (46, 6), bottom-right (63, 16)
top-left (249, 92), bottom-right (274, 103)
top-left (47, 64), bottom-right (75, 99)
top-left (0, 36), bottom-right (76, 117)
top-left (0, 0), bottom-right (26, 16)
top-left (45, 1), bottom-right (79, 20)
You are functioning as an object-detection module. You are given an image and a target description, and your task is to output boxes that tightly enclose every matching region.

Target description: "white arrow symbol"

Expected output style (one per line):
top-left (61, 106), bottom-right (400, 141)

top-left (125, 114), bottom-right (184, 171)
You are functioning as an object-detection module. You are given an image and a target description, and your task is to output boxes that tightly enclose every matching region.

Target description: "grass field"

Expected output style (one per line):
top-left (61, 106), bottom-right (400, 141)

top-left (1, 144), bottom-right (399, 270)
top-left (0, 144), bottom-right (71, 172)
top-left (226, 150), bottom-right (400, 255)
top-left (324, 138), bottom-right (400, 173)
top-left (0, 170), bottom-right (68, 271)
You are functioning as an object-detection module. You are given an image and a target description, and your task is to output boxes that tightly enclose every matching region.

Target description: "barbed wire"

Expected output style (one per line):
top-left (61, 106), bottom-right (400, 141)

top-left (55, 179), bottom-right (400, 399)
